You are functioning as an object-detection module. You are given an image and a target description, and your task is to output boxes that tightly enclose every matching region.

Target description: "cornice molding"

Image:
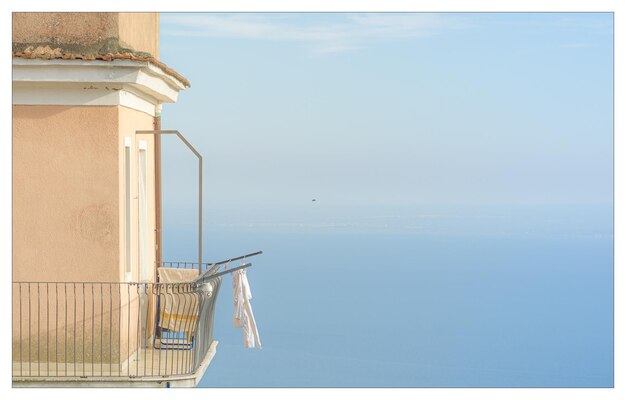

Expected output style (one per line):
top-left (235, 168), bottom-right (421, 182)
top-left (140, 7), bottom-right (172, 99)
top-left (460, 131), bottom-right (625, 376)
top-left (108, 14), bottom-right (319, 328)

top-left (12, 58), bottom-right (187, 116)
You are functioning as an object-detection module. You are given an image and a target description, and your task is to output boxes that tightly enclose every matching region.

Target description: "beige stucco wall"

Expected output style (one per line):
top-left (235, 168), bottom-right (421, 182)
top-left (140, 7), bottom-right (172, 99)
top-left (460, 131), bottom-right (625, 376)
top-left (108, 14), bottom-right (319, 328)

top-left (13, 104), bottom-right (158, 283)
top-left (13, 13), bottom-right (119, 47)
top-left (13, 12), bottom-right (159, 57)
top-left (12, 11), bottom-right (177, 369)
top-left (118, 13), bottom-right (159, 58)
top-left (13, 104), bottom-right (121, 363)
top-left (13, 105), bottom-right (120, 283)
top-left (13, 104), bottom-right (158, 364)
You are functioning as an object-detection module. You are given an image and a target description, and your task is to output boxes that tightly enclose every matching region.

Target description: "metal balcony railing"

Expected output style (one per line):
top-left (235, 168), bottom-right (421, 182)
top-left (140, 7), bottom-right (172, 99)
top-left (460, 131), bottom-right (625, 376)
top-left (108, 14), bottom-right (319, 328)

top-left (159, 251), bottom-right (264, 273)
top-left (12, 278), bottom-right (221, 380)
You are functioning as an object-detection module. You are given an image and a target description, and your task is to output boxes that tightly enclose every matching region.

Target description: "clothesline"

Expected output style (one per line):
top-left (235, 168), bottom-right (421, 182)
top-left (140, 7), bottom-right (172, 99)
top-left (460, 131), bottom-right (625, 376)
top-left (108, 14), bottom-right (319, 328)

top-left (204, 251), bottom-right (263, 267)
top-left (195, 262), bottom-right (252, 283)
top-left (194, 250), bottom-right (262, 283)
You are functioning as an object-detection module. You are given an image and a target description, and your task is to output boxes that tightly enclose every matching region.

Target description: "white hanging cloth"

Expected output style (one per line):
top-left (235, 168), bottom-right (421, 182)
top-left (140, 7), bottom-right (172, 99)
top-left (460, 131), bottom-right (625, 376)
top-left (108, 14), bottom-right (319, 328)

top-left (232, 268), bottom-right (262, 349)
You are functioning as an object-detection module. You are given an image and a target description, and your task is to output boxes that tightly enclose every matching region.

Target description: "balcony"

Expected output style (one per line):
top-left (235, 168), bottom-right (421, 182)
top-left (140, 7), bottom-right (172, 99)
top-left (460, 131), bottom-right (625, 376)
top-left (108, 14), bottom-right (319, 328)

top-left (11, 254), bottom-right (259, 388)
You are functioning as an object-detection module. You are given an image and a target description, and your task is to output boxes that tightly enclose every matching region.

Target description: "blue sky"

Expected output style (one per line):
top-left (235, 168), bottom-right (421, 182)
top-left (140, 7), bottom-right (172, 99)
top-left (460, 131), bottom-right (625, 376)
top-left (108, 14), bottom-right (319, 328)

top-left (157, 13), bottom-right (612, 217)
top-left (156, 15), bottom-right (613, 388)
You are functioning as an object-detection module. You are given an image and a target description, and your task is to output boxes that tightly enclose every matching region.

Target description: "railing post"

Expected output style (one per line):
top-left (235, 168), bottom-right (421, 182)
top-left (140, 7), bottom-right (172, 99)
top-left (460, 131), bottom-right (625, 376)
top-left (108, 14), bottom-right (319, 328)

top-left (135, 130), bottom-right (204, 275)
top-left (198, 156), bottom-right (202, 272)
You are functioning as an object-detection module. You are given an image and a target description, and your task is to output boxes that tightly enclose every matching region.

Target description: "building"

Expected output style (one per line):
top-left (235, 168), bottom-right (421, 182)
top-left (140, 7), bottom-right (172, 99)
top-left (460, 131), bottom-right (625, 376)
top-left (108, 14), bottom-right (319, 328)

top-left (11, 12), bottom-right (250, 387)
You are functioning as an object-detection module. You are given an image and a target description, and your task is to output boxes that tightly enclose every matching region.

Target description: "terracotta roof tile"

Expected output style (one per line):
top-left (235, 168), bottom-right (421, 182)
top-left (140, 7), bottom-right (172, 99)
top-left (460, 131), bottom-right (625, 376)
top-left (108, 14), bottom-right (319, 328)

top-left (13, 45), bottom-right (191, 88)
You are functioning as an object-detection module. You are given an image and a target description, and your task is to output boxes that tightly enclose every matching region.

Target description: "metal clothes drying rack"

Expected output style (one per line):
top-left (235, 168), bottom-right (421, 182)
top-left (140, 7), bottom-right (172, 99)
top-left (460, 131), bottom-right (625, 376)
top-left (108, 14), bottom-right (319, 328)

top-left (153, 251), bottom-right (263, 350)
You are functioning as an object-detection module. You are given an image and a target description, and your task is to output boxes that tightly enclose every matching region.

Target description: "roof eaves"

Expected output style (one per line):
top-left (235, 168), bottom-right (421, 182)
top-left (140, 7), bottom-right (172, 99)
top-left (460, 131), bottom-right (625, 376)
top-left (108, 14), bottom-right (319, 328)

top-left (12, 46), bottom-right (191, 88)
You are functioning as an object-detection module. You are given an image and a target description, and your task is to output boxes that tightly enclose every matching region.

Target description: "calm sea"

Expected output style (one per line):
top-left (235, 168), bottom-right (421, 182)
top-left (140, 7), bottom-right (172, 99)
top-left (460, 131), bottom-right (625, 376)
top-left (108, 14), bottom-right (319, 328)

top-left (163, 204), bottom-right (613, 387)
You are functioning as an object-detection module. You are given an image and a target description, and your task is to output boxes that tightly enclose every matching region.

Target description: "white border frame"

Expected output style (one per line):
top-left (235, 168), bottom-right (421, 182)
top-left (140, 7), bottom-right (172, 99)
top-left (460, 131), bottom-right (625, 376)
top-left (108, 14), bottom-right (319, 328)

top-left (2, 2), bottom-right (622, 400)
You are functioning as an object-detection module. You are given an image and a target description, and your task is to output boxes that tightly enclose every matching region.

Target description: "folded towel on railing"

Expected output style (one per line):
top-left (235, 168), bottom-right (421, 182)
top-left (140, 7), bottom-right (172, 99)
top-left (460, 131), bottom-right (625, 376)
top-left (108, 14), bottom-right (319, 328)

top-left (158, 267), bottom-right (199, 283)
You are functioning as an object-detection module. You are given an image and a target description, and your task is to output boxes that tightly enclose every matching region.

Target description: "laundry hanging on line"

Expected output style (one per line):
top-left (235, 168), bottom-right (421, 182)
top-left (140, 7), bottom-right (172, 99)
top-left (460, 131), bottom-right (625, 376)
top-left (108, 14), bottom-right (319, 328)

top-left (232, 268), bottom-right (262, 350)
